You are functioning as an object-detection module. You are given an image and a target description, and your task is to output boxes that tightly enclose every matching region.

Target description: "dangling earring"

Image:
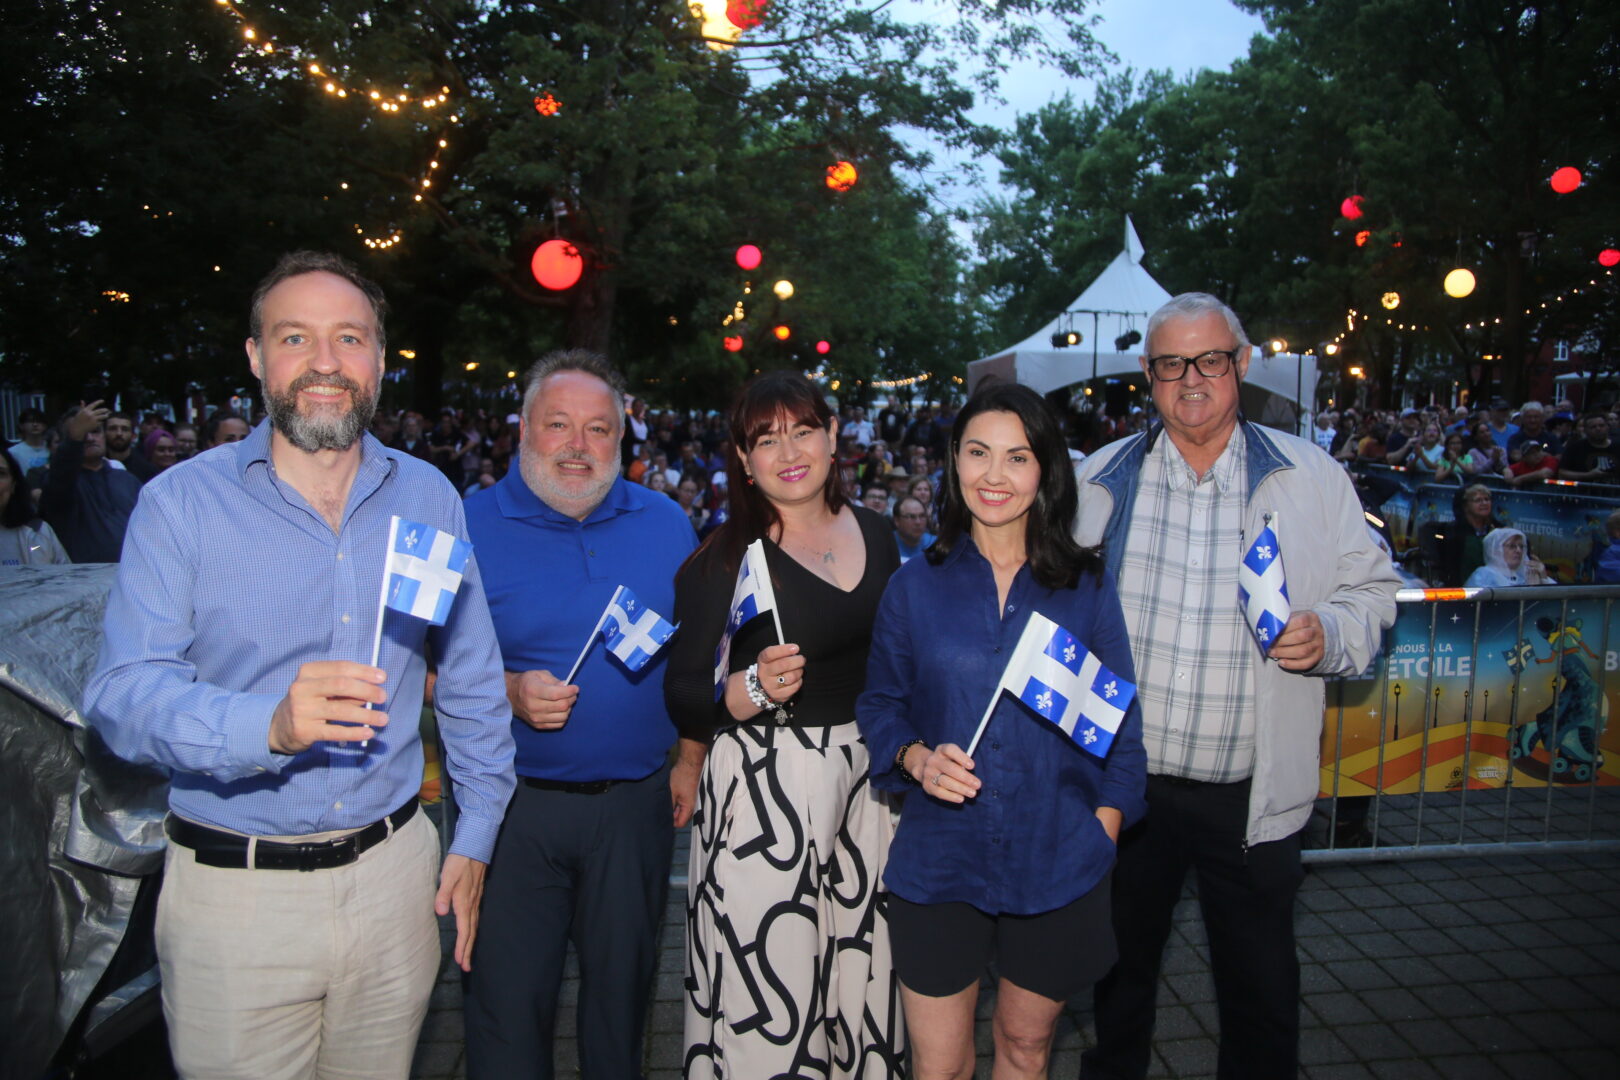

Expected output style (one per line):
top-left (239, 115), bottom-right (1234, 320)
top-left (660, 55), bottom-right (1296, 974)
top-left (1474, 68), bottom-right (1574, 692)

top-left (746, 475), bottom-right (755, 486)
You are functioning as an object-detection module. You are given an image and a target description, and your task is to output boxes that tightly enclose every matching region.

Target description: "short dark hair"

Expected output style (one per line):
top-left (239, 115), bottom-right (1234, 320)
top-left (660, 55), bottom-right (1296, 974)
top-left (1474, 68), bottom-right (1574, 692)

top-left (1, 444), bottom-right (38, 528)
top-left (927, 382), bottom-right (1102, 590)
top-left (17, 407), bottom-right (45, 425)
top-left (202, 409), bottom-right (244, 447)
top-left (249, 250), bottom-right (387, 351)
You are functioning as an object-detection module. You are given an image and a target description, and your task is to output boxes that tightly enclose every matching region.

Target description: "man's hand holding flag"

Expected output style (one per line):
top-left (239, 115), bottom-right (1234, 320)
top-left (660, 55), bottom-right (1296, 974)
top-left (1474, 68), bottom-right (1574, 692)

top-left (1240, 513), bottom-right (1326, 671)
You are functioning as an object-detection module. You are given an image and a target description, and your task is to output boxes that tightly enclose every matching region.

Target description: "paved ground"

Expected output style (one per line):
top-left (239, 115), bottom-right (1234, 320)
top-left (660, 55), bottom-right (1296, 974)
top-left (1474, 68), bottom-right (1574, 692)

top-left (411, 795), bottom-right (1620, 1079)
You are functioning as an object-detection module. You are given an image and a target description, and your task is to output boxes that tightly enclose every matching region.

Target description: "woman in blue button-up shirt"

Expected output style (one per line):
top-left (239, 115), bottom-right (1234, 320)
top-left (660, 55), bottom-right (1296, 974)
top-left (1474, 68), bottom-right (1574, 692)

top-left (857, 382), bottom-right (1147, 1079)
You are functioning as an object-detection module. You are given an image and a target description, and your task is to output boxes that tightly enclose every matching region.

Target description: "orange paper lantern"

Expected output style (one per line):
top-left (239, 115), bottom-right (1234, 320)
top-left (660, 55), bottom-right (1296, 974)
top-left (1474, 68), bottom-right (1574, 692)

top-left (1354, 230), bottom-right (1371, 247)
top-left (533, 93), bottom-right (561, 116)
top-left (815, 340), bottom-right (830, 355)
top-left (1599, 249), bottom-right (1620, 268)
top-left (773, 325), bottom-right (791, 341)
top-left (726, 0), bottom-right (769, 30)
top-left (735, 244), bottom-right (762, 271)
top-left (531, 239), bottom-right (583, 290)
top-left (1340, 195), bottom-right (1364, 220)
top-left (723, 335), bottom-right (744, 352)
top-left (826, 161), bottom-right (858, 192)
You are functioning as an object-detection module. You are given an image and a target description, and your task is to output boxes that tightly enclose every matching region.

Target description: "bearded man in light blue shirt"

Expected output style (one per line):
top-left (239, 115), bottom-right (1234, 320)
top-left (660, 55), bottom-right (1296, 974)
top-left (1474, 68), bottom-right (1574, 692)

top-left (84, 251), bottom-right (515, 1080)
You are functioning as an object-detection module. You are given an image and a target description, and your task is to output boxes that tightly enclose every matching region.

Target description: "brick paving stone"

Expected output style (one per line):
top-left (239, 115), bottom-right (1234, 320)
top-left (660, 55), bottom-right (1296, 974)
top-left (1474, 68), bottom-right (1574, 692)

top-left (1494, 1050), bottom-right (1589, 1079)
top-left (1408, 982), bottom-right (1489, 1016)
top-left (1303, 991), bottom-right (1378, 1026)
top-left (1151, 1003), bottom-right (1204, 1040)
top-left (1509, 1009), bottom-right (1606, 1051)
top-left (1156, 1036), bottom-right (1219, 1076)
top-left (1557, 1047), bottom-right (1620, 1077)
top-left (1370, 1059), bottom-right (1445, 1080)
top-left (1320, 908), bottom-right (1385, 936)
top-left (1450, 1014), bottom-right (1543, 1054)
top-left (1296, 911), bottom-right (1335, 937)
top-left (1413, 901), bottom-right (1476, 928)
top-left (1360, 986), bottom-right (1435, 1023)
top-left (1301, 933), bottom-right (1364, 963)
top-left (1330, 1021), bottom-right (1417, 1061)
top-left (1306, 1063), bottom-right (1378, 1080)
top-left (1350, 931), bottom-right (1410, 959)
top-left (1366, 904), bottom-right (1433, 931)
top-left (1164, 970), bottom-right (1217, 1004)
top-left (1479, 948), bottom-right (1560, 980)
top-left (1390, 1018), bottom-right (1475, 1057)
top-left (1424, 1052), bottom-right (1512, 1078)
top-left (1326, 958), bottom-right (1395, 992)
top-left (1298, 1027), bottom-right (1357, 1066)
top-left (1375, 955), bottom-right (1451, 987)
top-left (1393, 927), bottom-right (1459, 954)
top-left (1299, 963), bottom-right (1345, 993)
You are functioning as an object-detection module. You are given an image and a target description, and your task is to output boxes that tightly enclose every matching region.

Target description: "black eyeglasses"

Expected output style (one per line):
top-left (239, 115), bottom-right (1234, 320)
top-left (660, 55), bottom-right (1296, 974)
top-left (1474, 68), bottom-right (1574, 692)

top-left (1146, 348), bottom-right (1239, 381)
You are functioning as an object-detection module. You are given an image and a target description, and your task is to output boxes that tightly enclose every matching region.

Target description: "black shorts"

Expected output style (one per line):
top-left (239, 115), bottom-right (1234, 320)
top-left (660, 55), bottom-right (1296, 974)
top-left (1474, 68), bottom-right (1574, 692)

top-left (887, 872), bottom-right (1116, 1002)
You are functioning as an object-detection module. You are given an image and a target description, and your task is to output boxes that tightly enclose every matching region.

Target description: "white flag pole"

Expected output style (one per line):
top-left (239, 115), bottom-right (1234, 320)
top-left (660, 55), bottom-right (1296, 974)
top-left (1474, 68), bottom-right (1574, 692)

top-left (963, 690), bottom-right (1001, 759)
top-left (359, 515), bottom-right (402, 747)
top-left (563, 588), bottom-right (617, 685)
top-left (749, 540), bottom-right (786, 644)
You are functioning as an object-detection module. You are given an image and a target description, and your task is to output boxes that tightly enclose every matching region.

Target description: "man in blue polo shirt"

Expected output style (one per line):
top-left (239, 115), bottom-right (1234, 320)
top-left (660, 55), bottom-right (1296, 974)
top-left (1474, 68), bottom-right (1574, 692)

top-left (462, 350), bottom-right (700, 1079)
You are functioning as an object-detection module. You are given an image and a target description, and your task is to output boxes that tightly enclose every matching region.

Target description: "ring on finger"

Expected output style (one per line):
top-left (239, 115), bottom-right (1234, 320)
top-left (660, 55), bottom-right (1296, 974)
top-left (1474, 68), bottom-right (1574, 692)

top-left (777, 674), bottom-right (786, 685)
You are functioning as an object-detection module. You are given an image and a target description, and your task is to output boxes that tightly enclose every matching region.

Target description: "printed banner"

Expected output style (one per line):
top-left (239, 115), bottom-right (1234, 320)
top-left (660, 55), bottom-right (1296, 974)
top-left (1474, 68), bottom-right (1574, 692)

top-left (1323, 596), bottom-right (1620, 795)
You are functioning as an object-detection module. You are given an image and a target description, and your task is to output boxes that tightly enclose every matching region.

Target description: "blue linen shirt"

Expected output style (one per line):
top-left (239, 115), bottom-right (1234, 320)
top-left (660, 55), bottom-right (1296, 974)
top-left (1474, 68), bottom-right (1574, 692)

top-left (464, 469), bottom-right (696, 782)
top-left (857, 537), bottom-right (1148, 915)
top-left (83, 421), bottom-right (516, 862)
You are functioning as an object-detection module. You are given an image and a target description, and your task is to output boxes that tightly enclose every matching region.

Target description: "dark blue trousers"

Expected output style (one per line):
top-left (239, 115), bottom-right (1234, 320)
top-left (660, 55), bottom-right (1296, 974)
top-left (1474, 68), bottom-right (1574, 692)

top-left (464, 765), bottom-right (673, 1080)
top-left (1081, 775), bottom-right (1304, 1080)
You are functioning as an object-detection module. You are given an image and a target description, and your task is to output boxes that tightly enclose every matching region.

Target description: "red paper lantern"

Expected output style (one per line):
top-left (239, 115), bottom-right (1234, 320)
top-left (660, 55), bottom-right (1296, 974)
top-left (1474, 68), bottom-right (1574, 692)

top-left (815, 340), bottom-right (830, 355)
top-left (735, 244), bottom-right (762, 271)
top-left (726, 0), bottom-right (769, 30)
top-left (723, 335), bottom-right (744, 352)
top-left (826, 160), bottom-right (858, 192)
top-left (1550, 166), bottom-right (1582, 194)
top-left (1354, 230), bottom-right (1370, 247)
top-left (1340, 195), bottom-right (1365, 220)
top-left (530, 239), bottom-right (583, 290)
top-left (533, 93), bottom-right (561, 116)
top-left (773, 325), bottom-right (791, 341)
top-left (1600, 249), bottom-right (1620, 268)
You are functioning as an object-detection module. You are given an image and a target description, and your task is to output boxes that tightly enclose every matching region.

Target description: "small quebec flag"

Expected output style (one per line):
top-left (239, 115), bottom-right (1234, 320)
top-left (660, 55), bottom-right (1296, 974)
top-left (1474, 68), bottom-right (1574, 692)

top-left (385, 516), bottom-right (472, 626)
top-left (600, 585), bottom-right (677, 672)
top-left (712, 539), bottom-right (779, 700)
top-left (1238, 515), bottom-right (1291, 649)
top-left (996, 611), bottom-right (1136, 756)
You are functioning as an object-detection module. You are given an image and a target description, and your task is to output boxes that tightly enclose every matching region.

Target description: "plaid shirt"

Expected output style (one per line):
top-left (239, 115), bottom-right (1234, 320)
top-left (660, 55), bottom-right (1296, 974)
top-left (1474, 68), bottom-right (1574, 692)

top-left (1117, 426), bottom-right (1256, 781)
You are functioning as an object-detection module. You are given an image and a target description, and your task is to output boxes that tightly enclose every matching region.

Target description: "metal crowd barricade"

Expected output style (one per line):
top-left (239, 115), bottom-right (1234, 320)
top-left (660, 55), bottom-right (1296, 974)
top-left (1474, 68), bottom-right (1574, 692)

top-left (1308, 584), bottom-right (1620, 864)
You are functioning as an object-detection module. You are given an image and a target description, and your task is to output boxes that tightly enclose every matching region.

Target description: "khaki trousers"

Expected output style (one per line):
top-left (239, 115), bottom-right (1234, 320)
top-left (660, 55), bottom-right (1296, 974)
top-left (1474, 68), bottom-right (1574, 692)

top-left (156, 810), bottom-right (441, 1080)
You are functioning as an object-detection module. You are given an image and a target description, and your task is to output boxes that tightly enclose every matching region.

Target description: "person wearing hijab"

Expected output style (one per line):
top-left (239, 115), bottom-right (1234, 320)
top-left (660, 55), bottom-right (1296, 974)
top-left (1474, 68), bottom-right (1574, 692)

top-left (1465, 528), bottom-right (1550, 587)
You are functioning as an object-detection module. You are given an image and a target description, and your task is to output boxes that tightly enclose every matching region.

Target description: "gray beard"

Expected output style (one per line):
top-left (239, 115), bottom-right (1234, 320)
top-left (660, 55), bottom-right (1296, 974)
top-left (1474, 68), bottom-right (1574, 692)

top-left (518, 442), bottom-right (618, 514)
top-left (263, 372), bottom-right (377, 453)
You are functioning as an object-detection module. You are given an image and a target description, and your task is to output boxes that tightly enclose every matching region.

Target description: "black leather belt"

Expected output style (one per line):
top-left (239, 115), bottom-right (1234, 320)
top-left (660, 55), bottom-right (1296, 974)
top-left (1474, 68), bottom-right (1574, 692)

top-left (165, 799), bottom-right (418, 871)
top-left (521, 769), bottom-right (656, 796)
top-left (1150, 773), bottom-right (1248, 789)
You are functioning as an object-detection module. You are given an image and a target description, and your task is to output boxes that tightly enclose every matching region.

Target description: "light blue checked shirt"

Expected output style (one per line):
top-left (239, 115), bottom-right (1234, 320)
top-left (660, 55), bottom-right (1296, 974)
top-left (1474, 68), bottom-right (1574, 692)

top-left (84, 422), bottom-right (515, 862)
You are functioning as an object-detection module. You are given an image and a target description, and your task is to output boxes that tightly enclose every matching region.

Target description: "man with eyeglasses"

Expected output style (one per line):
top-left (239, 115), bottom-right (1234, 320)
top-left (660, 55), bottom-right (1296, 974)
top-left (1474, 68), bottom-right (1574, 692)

top-left (891, 495), bottom-right (934, 562)
top-left (1073, 293), bottom-right (1398, 1080)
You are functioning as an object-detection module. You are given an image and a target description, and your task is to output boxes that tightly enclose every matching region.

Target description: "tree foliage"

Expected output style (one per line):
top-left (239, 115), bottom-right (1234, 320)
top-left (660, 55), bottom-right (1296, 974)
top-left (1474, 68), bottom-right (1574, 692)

top-left (971, 0), bottom-right (1620, 407)
top-left (1, 0), bottom-right (1110, 414)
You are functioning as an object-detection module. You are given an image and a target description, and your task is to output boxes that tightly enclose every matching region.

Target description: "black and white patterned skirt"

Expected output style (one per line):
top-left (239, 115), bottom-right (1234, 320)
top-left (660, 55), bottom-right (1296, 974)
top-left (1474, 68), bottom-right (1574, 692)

top-left (684, 721), bottom-right (905, 1080)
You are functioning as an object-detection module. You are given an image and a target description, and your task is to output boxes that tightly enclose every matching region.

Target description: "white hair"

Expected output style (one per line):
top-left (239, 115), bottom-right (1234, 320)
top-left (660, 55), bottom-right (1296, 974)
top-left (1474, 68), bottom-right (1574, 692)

top-left (1145, 292), bottom-right (1251, 353)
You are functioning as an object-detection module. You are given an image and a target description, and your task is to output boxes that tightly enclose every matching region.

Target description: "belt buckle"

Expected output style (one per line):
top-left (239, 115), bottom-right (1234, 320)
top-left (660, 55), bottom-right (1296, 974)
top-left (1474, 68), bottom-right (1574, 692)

top-left (295, 836), bottom-right (356, 871)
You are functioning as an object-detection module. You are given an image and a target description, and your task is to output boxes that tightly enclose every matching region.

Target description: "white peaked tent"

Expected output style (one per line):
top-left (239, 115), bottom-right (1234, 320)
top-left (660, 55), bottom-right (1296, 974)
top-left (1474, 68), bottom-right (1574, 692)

top-left (967, 217), bottom-right (1317, 436)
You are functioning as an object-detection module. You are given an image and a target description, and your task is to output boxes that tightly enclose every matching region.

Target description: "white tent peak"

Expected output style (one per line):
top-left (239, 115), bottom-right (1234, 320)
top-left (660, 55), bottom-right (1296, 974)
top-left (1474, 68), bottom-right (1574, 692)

top-left (1124, 214), bottom-right (1144, 265)
top-left (967, 216), bottom-right (1318, 435)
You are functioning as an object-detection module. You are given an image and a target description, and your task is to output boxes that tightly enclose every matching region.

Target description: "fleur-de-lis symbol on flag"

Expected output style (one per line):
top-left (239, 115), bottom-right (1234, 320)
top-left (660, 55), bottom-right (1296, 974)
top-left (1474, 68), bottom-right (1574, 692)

top-left (732, 608), bottom-right (744, 627)
top-left (1257, 625), bottom-right (1271, 642)
top-left (404, 529), bottom-right (420, 550)
top-left (390, 580), bottom-right (402, 601)
top-left (1063, 642), bottom-right (1077, 664)
top-left (1082, 726), bottom-right (1098, 745)
top-left (1035, 689), bottom-right (1053, 712)
top-left (1257, 543), bottom-right (1273, 561)
top-left (1103, 679), bottom-right (1118, 699)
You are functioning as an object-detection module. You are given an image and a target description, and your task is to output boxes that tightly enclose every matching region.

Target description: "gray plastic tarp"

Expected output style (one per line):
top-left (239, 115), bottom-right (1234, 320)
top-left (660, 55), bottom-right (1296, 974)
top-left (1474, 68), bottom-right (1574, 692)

top-left (0, 564), bottom-right (168, 1079)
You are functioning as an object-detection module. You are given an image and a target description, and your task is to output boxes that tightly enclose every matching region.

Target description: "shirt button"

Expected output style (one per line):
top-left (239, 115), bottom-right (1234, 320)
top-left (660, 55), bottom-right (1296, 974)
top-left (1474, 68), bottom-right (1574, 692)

top-left (1191, 559), bottom-right (1200, 566)
top-left (994, 646), bottom-right (1001, 654)
top-left (333, 801), bottom-right (343, 810)
top-left (1177, 671), bottom-right (1186, 680)
top-left (341, 614), bottom-right (351, 623)
top-left (336, 552), bottom-right (344, 561)
top-left (992, 742), bottom-right (1001, 750)
top-left (1007, 603), bottom-right (1016, 612)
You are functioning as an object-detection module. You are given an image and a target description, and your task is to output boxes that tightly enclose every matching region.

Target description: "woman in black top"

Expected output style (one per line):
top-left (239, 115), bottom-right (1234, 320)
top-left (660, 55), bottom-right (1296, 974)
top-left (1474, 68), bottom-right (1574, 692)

top-left (664, 370), bottom-right (904, 1080)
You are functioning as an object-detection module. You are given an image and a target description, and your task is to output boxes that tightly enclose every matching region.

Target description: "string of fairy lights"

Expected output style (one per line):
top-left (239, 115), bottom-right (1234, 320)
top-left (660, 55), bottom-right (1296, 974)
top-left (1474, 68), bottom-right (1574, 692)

top-left (1324, 267), bottom-right (1616, 351)
top-left (212, 0), bottom-right (459, 251)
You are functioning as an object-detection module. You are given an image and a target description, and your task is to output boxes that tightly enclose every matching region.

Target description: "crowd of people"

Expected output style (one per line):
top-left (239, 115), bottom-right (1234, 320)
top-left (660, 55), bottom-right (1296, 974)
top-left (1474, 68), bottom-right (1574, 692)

top-left (1314, 397), bottom-right (1620, 487)
top-left (14, 249), bottom-right (1536, 1080)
